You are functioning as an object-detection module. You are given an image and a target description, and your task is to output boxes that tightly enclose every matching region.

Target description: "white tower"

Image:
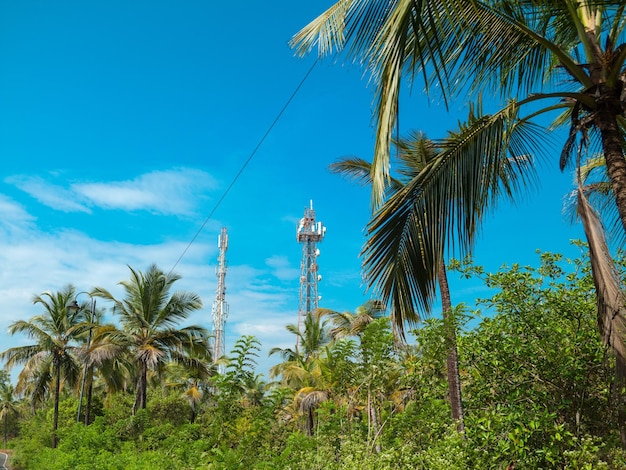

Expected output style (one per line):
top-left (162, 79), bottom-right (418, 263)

top-left (211, 227), bottom-right (229, 371)
top-left (296, 201), bottom-right (326, 345)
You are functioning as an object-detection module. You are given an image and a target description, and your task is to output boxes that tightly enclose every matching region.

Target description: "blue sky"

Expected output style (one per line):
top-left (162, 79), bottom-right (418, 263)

top-left (0, 1), bottom-right (585, 377)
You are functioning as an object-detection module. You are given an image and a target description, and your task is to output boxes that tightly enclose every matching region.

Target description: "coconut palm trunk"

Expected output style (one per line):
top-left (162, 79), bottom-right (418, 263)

top-left (599, 116), bottom-right (626, 234)
top-left (133, 361), bottom-right (148, 414)
top-left (84, 369), bottom-right (93, 425)
top-left (3, 408), bottom-right (7, 448)
top-left (52, 358), bottom-right (61, 448)
top-left (306, 407), bottom-right (314, 437)
top-left (368, 389), bottom-right (382, 453)
top-left (617, 364), bottom-right (626, 448)
top-left (438, 261), bottom-right (465, 436)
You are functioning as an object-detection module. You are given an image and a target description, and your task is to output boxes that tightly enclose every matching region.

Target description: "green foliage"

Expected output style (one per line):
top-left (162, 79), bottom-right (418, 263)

top-left (147, 390), bottom-right (190, 427)
top-left (0, 370), bottom-right (20, 447)
top-left (7, 251), bottom-right (626, 468)
top-left (452, 249), bottom-right (622, 468)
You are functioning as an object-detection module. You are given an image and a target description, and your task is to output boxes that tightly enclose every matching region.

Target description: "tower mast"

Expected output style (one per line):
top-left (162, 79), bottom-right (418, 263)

top-left (212, 227), bottom-right (229, 372)
top-left (296, 201), bottom-right (325, 348)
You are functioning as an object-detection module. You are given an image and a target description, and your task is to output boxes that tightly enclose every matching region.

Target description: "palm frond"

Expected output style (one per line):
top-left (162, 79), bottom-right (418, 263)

top-left (577, 177), bottom-right (626, 379)
top-left (363, 104), bottom-right (542, 332)
top-left (298, 389), bottom-right (330, 413)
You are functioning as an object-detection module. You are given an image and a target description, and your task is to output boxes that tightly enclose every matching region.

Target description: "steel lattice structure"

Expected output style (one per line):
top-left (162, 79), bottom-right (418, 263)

top-left (296, 201), bottom-right (325, 345)
top-left (211, 227), bottom-right (229, 371)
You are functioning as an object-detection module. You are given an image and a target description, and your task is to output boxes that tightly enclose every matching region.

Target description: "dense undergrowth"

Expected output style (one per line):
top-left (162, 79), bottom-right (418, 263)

top-left (4, 250), bottom-right (626, 469)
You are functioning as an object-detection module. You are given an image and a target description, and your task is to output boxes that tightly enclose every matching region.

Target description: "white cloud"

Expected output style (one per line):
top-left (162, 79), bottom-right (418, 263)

top-left (6, 168), bottom-right (217, 216)
top-left (265, 255), bottom-right (300, 281)
top-left (73, 168), bottom-right (217, 215)
top-left (5, 175), bottom-right (92, 213)
top-left (0, 195), bottom-right (36, 234)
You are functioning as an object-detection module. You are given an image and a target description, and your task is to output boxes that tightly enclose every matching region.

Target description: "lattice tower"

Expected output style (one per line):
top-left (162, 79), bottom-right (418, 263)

top-left (211, 227), bottom-right (229, 372)
top-left (296, 201), bottom-right (325, 349)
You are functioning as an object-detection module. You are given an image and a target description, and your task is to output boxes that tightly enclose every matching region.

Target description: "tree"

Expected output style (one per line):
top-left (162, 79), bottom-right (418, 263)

top-left (293, 1), bottom-right (626, 416)
top-left (162, 333), bottom-right (214, 423)
top-left (317, 299), bottom-right (386, 340)
top-left (83, 324), bottom-right (135, 407)
top-left (332, 143), bottom-right (472, 426)
top-left (452, 248), bottom-right (620, 466)
top-left (328, 107), bottom-right (531, 432)
top-left (270, 311), bottom-right (332, 368)
top-left (0, 371), bottom-right (18, 448)
top-left (0, 286), bottom-right (85, 448)
top-left (68, 296), bottom-right (104, 425)
top-left (293, 2), bottom-right (626, 222)
top-left (357, 318), bottom-right (400, 452)
top-left (222, 336), bottom-right (261, 386)
top-left (92, 264), bottom-right (206, 414)
top-left (270, 315), bottom-right (336, 436)
top-left (571, 155), bottom-right (625, 247)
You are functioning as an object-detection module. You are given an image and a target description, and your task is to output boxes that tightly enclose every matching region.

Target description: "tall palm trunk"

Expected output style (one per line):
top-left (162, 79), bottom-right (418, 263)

top-left (438, 261), bottom-right (465, 436)
top-left (133, 361), bottom-right (148, 414)
top-left (305, 407), bottom-right (314, 436)
top-left (52, 358), bottom-right (61, 448)
top-left (615, 363), bottom-right (626, 448)
top-left (368, 389), bottom-right (382, 453)
top-left (3, 410), bottom-right (7, 448)
top-left (84, 369), bottom-right (93, 425)
top-left (598, 106), bottom-right (626, 235)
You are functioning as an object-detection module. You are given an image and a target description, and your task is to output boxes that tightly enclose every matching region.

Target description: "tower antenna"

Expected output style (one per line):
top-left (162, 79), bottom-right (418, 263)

top-left (212, 227), bottom-right (229, 372)
top-left (296, 200), bottom-right (325, 350)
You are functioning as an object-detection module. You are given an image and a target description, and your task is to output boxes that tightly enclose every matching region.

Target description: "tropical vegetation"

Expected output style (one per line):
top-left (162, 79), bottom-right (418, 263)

top-left (293, 0), bottom-right (626, 448)
top-left (0, 251), bottom-right (624, 468)
top-left (2, 1), bottom-right (626, 468)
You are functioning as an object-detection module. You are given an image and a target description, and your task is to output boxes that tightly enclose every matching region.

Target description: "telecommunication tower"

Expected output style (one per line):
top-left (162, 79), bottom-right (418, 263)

top-left (211, 227), bottom-right (229, 372)
top-left (296, 201), bottom-right (326, 342)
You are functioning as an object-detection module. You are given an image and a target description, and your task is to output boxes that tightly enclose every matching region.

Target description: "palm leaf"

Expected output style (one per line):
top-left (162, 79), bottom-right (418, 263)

top-left (577, 179), bottom-right (626, 378)
top-left (363, 104), bottom-right (541, 330)
top-left (298, 389), bottom-right (330, 413)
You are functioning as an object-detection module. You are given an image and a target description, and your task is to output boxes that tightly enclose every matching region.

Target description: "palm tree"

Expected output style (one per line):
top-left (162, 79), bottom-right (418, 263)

top-left (92, 264), bottom-right (206, 414)
top-left (0, 374), bottom-right (18, 448)
top-left (331, 134), bottom-right (464, 432)
top-left (336, 104), bottom-right (536, 430)
top-left (270, 311), bottom-right (332, 366)
top-left (270, 314), bottom-right (336, 435)
top-left (293, 1), bottom-right (626, 402)
top-left (269, 311), bottom-right (332, 394)
top-left (67, 296), bottom-right (103, 425)
top-left (297, 385), bottom-right (330, 437)
top-left (336, 100), bottom-right (540, 434)
top-left (317, 299), bottom-right (386, 340)
top-left (293, 2), bottom-right (626, 219)
top-left (570, 155), bottom-right (625, 248)
top-left (163, 335), bottom-right (214, 423)
top-left (275, 352), bottom-right (333, 436)
top-left (0, 285), bottom-right (85, 448)
top-left (164, 365), bottom-right (213, 423)
top-left (83, 324), bottom-right (136, 408)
